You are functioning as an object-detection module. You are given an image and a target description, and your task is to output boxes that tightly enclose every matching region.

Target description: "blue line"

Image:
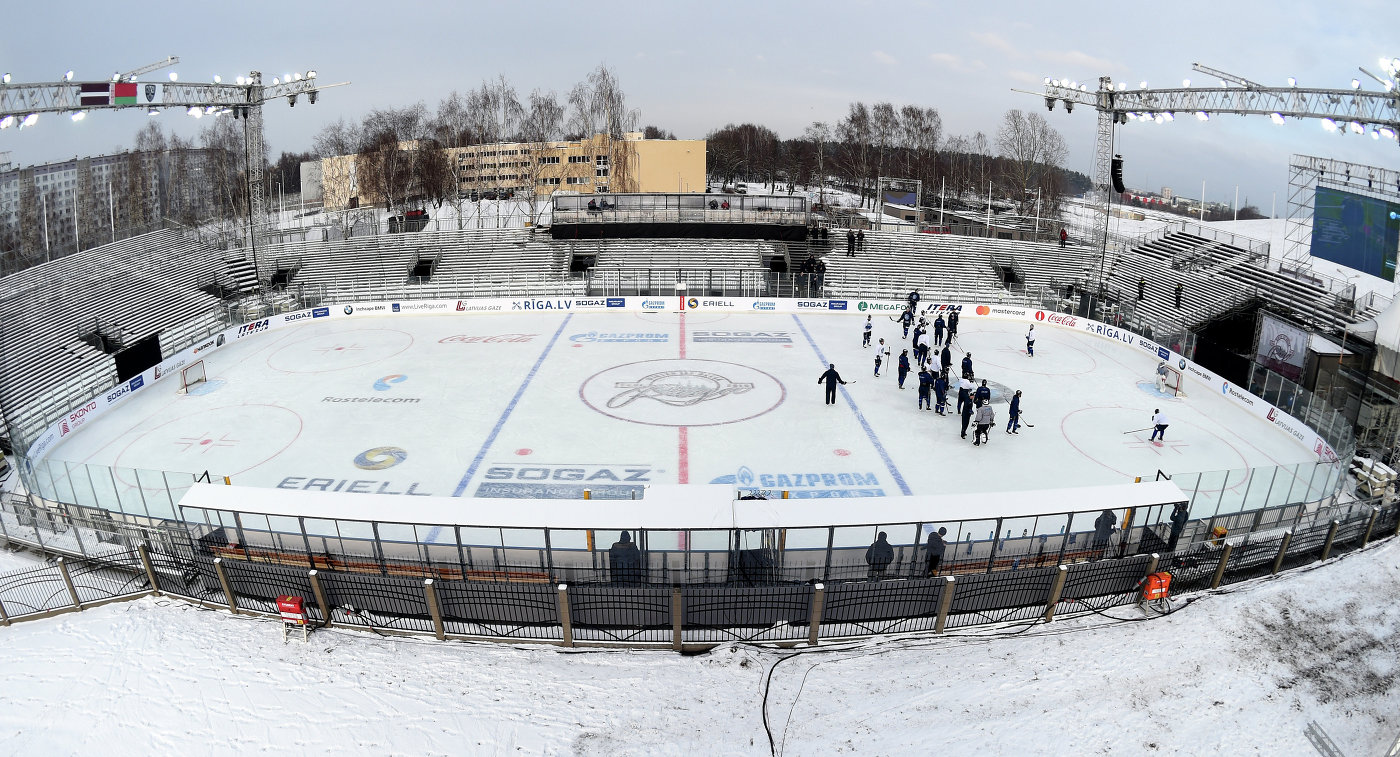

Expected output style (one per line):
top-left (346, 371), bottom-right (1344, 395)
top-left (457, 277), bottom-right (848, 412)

top-left (791, 314), bottom-right (912, 496)
top-left (450, 313), bottom-right (574, 498)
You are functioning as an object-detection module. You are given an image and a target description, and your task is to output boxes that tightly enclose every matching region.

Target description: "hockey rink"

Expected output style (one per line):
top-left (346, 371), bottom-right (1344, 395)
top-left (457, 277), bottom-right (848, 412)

top-left (35, 307), bottom-right (1327, 521)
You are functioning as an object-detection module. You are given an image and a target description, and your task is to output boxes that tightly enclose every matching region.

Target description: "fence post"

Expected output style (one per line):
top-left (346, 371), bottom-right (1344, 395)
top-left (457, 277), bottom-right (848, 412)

top-left (1271, 531), bottom-right (1293, 576)
top-left (308, 569), bottom-right (331, 628)
top-left (1319, 520), bottom-right (1340, 561)
top-left (1209, 543), bottom-right (1233, 589)
top-left (557, 584), bottom-right (573, 648)
top-left (934, 576), bottom-right (956, 633)
top-left (671, 586), bottom-right (684, 652)
top-left (424, 579), bottom-right (445, 641)
top-left (213, 557), bottom-right (238, 615)
top-left (1394, 504), bottom-right (1400, 538)
top-left (807, 583), bottom-right (825, 647)
top-left (55, 557), bottom-right (82, 610)
top-left (1361, 508), bottom-right (1381, 547)
top-left (0, 597), bottom-right (8, 626)
top-left (137, 542), bottom-right (160, 596)
top-left (1043, 565), bottom-right (1069, 623)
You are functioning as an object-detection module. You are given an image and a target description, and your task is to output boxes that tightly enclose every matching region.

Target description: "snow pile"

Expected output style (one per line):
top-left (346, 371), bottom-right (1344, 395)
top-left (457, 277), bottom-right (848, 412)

top-left (0, 538), bottom-right (1395, 755)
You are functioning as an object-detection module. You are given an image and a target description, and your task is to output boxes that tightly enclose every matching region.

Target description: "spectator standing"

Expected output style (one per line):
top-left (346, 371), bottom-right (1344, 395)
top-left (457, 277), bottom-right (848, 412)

top-left (865, 531), bottom-right (894, 580)
top-left (926, 527), bottom-right (948, 576)
top-left (609, 531), bottom-right (643, 584)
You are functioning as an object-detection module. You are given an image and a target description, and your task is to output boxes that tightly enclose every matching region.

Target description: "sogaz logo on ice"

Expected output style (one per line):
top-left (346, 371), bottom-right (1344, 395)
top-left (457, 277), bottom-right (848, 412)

top-left (474, 464), bottom-right (654, 499)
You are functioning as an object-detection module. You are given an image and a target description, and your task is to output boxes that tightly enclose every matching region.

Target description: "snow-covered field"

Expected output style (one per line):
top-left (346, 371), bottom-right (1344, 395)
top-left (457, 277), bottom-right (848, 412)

top-left (0, 536), bottom-right (1394, 755)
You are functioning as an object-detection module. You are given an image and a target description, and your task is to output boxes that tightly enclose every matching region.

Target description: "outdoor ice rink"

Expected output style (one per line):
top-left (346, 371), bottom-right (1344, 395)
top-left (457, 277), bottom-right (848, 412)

top-left (37, 307), bottom-right (1325, 521)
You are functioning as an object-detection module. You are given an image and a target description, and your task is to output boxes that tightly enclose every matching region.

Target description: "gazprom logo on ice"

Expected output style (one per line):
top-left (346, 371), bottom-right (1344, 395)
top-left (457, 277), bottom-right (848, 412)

top-left (709, 466), bottom-right (885, 497)
top-left (641, 299), bottom-right (667, 311)
top-left (373, 374), bottom-right (408, 391)
top-left (751, 301), bottom-right (776, 311)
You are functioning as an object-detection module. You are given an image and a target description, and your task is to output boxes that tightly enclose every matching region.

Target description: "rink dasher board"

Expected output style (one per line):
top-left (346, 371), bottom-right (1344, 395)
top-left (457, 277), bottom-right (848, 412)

top-left (24, 295), bottom-right (1338, 469)
top-left (178, 479), bottom-right (1189, 533)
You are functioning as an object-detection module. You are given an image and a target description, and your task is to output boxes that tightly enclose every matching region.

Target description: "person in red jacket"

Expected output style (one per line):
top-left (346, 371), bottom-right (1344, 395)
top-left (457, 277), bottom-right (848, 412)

top-left (1059, 227), bottom-right (1068, 248)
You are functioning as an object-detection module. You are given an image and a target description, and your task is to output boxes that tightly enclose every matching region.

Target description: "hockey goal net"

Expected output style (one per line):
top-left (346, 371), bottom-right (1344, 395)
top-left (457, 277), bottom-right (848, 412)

top-left (1158, 364), bottom-right (1185, 397)
top-left (179, 360), bottom-right (207, 394)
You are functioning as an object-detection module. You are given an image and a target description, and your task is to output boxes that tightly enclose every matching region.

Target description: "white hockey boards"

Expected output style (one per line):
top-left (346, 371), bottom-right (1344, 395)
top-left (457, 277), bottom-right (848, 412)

top-left (179, 360), bottom-right (207, 394)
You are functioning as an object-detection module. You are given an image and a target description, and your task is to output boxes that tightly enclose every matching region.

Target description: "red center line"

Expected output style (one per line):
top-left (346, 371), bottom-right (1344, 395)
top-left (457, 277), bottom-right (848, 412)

top-left (678, 308), bottom-right (689, 483)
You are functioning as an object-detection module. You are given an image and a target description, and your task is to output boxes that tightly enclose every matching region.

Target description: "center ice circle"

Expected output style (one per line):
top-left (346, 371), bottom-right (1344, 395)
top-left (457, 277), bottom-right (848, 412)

top-left (580, 359), bottom-right (785, 427)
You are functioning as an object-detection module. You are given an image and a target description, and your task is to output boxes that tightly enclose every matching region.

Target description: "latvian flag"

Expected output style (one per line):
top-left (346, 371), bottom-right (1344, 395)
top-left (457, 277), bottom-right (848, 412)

top-left (79, 83), bottom-right (110, 106)
top-left (114, 82), bottom-right (137, 105)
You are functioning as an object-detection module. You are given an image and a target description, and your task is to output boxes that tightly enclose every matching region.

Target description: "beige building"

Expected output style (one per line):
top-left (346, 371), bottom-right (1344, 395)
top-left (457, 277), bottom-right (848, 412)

top-left (319, 133), bottom-right (705, 211)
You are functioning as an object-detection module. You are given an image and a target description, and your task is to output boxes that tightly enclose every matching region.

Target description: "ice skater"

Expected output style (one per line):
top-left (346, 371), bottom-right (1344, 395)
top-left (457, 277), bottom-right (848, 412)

top-left (1149, 409), bottom-right (1169, 442)
top-left (1026, 324), bottom-right (1036, 357)
top-left (961, 352), bottom-right (975, 381)
top-left (940, 344), bottom-right (952, 375)
top-left (897, 349), bottom-right (910, 389)
top-left (818, 363), bottom-right (848, 405)
top-left (874, 338), bottom-right (890, 376)
top-left (947, 309), bottom-right (960, 340)
top-left (933, 314), bottom-right (946, 347)
top-left (917, 366), bottom-right (933, 410)
top-left (1155, 361), bottom-right (1170, 393)
top-left (1006, 390), bottom-right (1023, 433)
top-left (862, 315), bottom-right (873, 348)
top-left (899, 307), bottom-right (915, 339)
top-left (956, 376), bottom-right (972, 415)
top-left (912, 327), bottom-right (928, 365)
top-left (933, 370), bottom-right (949, 415)
top-left (973, 402), bottom-right (995, 446)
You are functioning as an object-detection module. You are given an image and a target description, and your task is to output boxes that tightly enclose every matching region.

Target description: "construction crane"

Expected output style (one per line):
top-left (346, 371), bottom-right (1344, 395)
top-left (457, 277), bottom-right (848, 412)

top-left (0, 60), bottom-right (348, 294)
top-left (1027, 58), bottom-right (1400, 289)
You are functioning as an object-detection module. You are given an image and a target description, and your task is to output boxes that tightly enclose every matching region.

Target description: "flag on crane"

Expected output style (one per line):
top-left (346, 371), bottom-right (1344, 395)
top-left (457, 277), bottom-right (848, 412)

top-left (113, 82), bottom-right (137, 106)
top-left (79, 83), bottom-right (109, 106)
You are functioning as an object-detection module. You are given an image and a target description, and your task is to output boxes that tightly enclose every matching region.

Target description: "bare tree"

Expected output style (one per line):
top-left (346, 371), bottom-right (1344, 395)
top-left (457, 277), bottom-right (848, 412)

top-left (899, 105), bottom-right (942, 199)
top-left (312, 117), bottom-right (367, 237)
top-left (518, 89), bottom-right (566, 226)
top-left (804, 121), bottom-right (832, 206)
top-left (357, 103), bottom-right (431, 213)
top-left (836, 102), bottom-right (873, 207)
top-left (994, 109), bottom-right (1068, 214)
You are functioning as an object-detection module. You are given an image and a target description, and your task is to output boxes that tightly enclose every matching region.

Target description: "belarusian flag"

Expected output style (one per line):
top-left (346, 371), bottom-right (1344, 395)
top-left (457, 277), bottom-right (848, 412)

top-left (114, 82), bottom-right (137, 106)
top-left (79, 83), bottom-right (110, 106)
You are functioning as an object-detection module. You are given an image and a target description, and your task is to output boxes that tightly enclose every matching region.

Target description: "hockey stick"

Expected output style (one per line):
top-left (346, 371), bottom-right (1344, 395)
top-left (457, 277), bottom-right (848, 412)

top-left (1122, 426), bottom-right (1155, 434)
top-left (1019, 416), bottom-right (1034, 428)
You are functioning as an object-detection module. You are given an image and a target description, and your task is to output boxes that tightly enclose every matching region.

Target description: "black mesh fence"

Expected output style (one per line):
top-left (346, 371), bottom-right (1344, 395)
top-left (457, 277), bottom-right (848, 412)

top-left (1056, 555), bottom-right (1154, 614)
top-left (818, 578), bottom-right (945, 638)
top-left (1277, 521), bottom-right (1333, 573)
top-left (63, 551), bottom-right (150, 604)
top-left (221, 560), bottom-right (315, 615)
top-left (320, 571), bottom-right (433, 634)
top-left (436, 581), bottom-right (561, 640)
top-left (568, 586), bottom-right (673, 644)
top-left (1158, 542), bottom-right (1225, 594)
top-left (1214, 536), bottom-right (1285, 588)
top-left (945, 567), bottom-right (1058, 629)
top-left (0, 563), bottom-right (73, 618)
top-left (681, 585), bottom-right (813, 644)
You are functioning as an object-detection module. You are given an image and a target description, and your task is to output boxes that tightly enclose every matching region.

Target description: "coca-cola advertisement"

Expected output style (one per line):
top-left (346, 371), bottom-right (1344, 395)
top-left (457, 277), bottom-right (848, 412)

top-left (439, 334), bottom-right (537, 344)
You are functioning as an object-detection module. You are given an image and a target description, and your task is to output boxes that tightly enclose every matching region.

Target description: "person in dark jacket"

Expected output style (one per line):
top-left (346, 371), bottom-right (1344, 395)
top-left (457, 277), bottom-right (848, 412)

top-left (974, 379), bottom-right (991, 407)
top-left (926, 526), bottom-right (948, 575)
top-left (960, 395), bottom-right (975, 439)
top-left (947, 310), bottom-right (960, 339)
top-left (1167, 502), bottom-right (1189, 551)
top-left (1092, 510), bottom-right (1116, 560)
top-left (817, 363), bottom-right (847, 405)
top-left (609, 531), bottom-right (642, 584)
top-left (956, 377), bottom-right (972, 416)
top-left (897, 350), bottom-right (911, 389)
top-left (961, 353), bottom-right (974, 380)
top-left (917, 367), bottom-right (933, 410)
top-left (940, 344), bottom-right (952, 374)
top-left (856, 229), bottom-right (866, 248)
top-left (933, 314), bottom-right (946, 346)
top-left (1006, 389), bottom-right (1023, 433)
top-left (933, 371), bottom-right (949, 414)
top-left (865, 531), bottom-right (894, 579)
top-left (846, 229), bottom-right (856, 256)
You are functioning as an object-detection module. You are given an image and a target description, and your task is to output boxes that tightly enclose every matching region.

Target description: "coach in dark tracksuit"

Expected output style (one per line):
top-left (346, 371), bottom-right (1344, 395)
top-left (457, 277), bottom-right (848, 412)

top-left (960, 395), bottom-right (975, 439)
top-left (933, 315), bottom-right (946, 346)
top-left (817, 364), bottom-right (847, 405)
top-left (940, 345), bottom-right (952, 374)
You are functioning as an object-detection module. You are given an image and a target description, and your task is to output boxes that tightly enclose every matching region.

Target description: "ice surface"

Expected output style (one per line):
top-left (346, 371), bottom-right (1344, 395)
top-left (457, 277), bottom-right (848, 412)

top-left (44, 311), bottom-right (1316, 518)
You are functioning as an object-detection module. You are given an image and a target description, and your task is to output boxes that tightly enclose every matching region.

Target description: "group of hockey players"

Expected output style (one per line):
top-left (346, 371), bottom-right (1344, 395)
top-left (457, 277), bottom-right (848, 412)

top-left (849, 292), bottom-right (1026, 446)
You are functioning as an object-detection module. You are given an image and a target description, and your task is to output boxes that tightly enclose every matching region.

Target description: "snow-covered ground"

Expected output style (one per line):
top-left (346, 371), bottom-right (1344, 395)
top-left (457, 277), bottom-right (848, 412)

top-left (0, 535), bottom-right (1394, 755)
top-left (0, 547), bottom-right (43, 574)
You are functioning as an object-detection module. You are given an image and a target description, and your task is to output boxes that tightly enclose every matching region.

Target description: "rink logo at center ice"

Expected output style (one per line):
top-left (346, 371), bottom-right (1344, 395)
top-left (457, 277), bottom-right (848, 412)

top-left (581, 359), bottom-right (785, 427)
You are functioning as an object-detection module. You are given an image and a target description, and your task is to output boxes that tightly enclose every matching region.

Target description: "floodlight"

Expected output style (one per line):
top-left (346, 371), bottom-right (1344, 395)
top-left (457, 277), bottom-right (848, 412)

top-left (1350, 120), bottom-right (1365, 133)
top-left (1080, 85), bottom-right (1087, 92)
top-left (1182, 79), bottom-right (1191, 87)
top-left (188, 107), bottom-right (202, 118)
top-left (1050, 79), bottom-right (1059, 87)
top-left (1220, 80), bottom-right (1228, 88)
top-left (1139, 81), bottom-right (1148, 89)
top-left (1064, 100), bottom-right (1073, 113)
top-left (235, 76), bottom-right (245, 85)
top-left (1287, 77), bottom-right (1296, 87)
top-left (307, 70), bottom-right (316, 79)
top-left (112, 72), bottom-right (120, 82)
top-left (21, 113), bottom-right (38, 127)
top-left (1070, 81), bottom-right (1078, 89)
top-left (287, 93), bottom-right (298, 107)
top-left (1154, 114), bottom-right (1164, 124)
top-left (214, 75), bottom-right (221, 83)
top-left (293, 72), bottom-right (302, 81)
top-left (272, 77), bottom-right (280, 85)
top-left (1270, 112), bottom-right (1285, 125)
top-left (1195, 111), bottom-right (1209, 121)
top-left (1381, 126), bottom-right (1397, 139)
top-left (70, 111), bottom-right (85, 122)
top-left (1351, 78), bottom-right (1361, 89)
top-left (283, 73), bottom-right (291, 84)
top-left (169, 72), bottom-right (178, 82)
top-left (1043, 77), bottom-right (1052, 85)
top-left (147, 109), bottom-right (159, 116)
top-left (1163, 112), bottom-right (1175, 121)
top-left (308, 90), bottom-right (317, 104)
top-left (1, 73), bottom-right (9, 84)
top-left (1045, 97), bottom-right (1056, 111)
top-left (1321, 118), bottom-right (1338, 131)
top-left (0, 116), bottom-right (13, 129)
top-left (1117, 82), bottom-right (1126, 91)
top-left (1372, 129), bottom-right (1381, 140)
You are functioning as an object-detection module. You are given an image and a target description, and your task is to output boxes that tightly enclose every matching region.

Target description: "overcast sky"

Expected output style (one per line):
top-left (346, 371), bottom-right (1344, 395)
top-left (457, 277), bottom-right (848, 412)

top-left (2, 1), bottom-right (1396, 213)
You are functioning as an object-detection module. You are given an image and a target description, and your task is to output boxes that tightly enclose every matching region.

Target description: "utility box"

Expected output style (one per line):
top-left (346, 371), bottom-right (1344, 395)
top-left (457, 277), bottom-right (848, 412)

top-left (277, 595), bottom-right (309, 642)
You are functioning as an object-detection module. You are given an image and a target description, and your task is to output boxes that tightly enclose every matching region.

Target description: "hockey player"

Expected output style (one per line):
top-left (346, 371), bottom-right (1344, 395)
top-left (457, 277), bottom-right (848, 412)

top-left (961, 352), bottom-right (975, 380)
top-left (960, 394), bottom-right (975, 439)
top-left (940, 344), bottom-right (952, 375)
top-left (912, 328), bottom-right (929, 366)
top-left (974, 379), bottom-right (991, 407)
top-left (897, 349), bottom-right (911, 388)
top-left (862, 315), bottom-right (873, 348)
top-left (1155, 361), bottom-right (1170, 393)
top-left (933, 370), bottom-right (949, 414)
top-left (973, 402), bottom-right (995, 446)
top-left (956, 376), bottom-right (972, 416)
top-left (899, 307), bottom-right (915, 339)
top-left (874, 338), bottom-right (890, 376)
top-left (917, 366), bottom-right (933, 409)
top-left (1149, 409), bottom-right (1169, 442)
top-left (947, 309), bottom-right (960, 340)
top-left (1026, 324), bottom-right (1036, 357)
top-left (818, 364), bottom-right (848, 405)
top-left (933, 314), bottom-right (946, 347)
top-left (1006, 390), bottom-right (1023, 433)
